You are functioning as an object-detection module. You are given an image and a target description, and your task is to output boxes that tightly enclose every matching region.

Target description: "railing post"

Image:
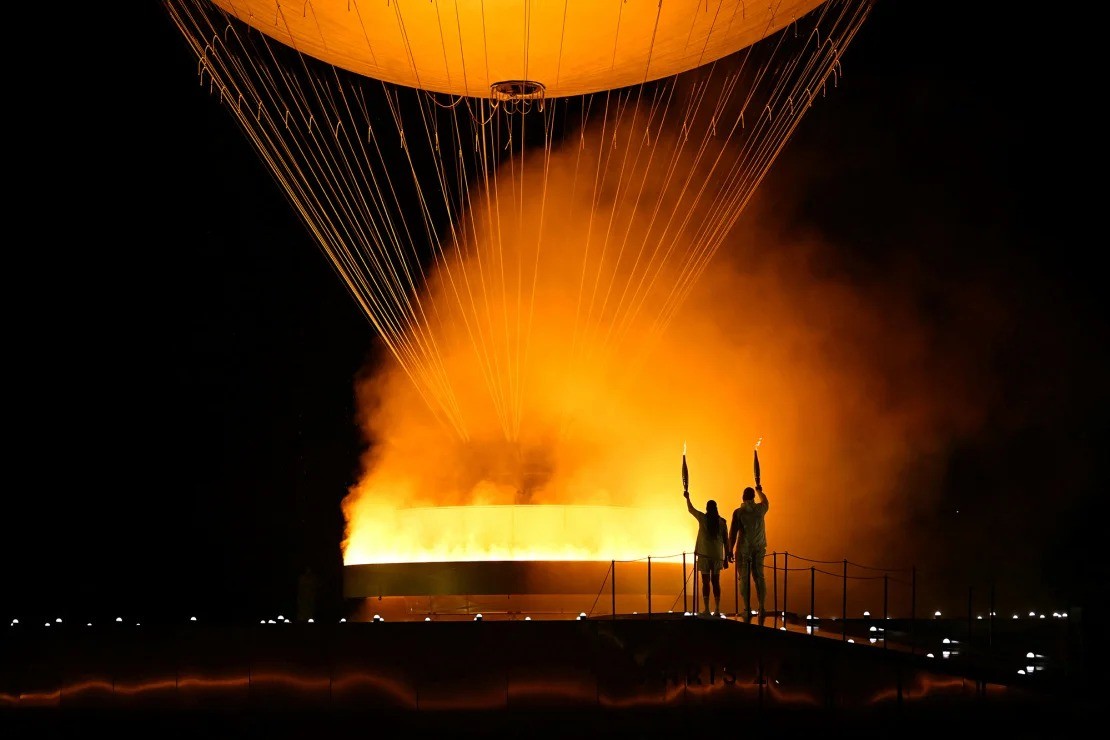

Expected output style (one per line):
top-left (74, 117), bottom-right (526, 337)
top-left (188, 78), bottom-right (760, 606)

top-left (647, 557), bottom-right (652, 619)
top-left (910, 566), bottom-right (917, 656)
top-left (809, 566), bottom-right (815, 636)
top-left (772, 552), bottom-right (778, 628)
top-left (783, 552), bottom-right (789, 629)
top-left (611, 559), bottom-right (616, 620)
top-left (989, 581), bottom-right (995, 648)
top-left (842, 559), bottom-right (848, 642)
top-left (967, 585), bottom-right (973, 643)
top-left (674, 552), bottom-right (683, 616)
top-left (693, 555), bottom-right (699, 613)
top-left (883, 574), bottom-right (889, 651)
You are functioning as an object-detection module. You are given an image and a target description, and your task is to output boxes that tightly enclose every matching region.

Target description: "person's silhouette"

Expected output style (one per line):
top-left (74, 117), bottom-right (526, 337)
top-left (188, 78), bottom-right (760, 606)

top-left (729, 485), bottom-right (770, 624)
top-left (684, 490), bottom-right (729, 616)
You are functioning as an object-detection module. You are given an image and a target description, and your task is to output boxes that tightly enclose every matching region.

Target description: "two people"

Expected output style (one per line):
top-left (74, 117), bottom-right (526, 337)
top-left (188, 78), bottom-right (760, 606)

top-left (684, 483), bottom-right (770, 622)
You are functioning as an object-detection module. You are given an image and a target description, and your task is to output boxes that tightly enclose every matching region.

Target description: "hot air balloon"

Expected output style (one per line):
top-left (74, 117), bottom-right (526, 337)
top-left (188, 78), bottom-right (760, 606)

top-left (163, 1), bottom-right (873, 594)
top-left (165, 0), bottom-right (872, 441)
top-left (190, 0), bottom-right (833, 97)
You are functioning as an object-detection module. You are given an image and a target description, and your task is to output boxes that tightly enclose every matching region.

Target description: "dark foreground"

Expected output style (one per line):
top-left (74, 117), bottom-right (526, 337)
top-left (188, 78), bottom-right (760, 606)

top-left (2, 615), bottom-right (1091, 737)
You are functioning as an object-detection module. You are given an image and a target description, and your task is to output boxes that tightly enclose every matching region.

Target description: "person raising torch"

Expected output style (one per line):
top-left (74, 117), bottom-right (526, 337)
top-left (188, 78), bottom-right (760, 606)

top-left (729, 479), bottom-right (770, 625)
top-left (684, 490), bottom-right (729, 617)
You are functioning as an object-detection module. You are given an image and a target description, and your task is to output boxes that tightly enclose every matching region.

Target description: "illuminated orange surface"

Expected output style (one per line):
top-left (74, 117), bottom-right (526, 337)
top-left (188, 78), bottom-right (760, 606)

top-left (208, 0), bottom-right (826, 97)
top-left (344, 505), bottom-right (692, 563)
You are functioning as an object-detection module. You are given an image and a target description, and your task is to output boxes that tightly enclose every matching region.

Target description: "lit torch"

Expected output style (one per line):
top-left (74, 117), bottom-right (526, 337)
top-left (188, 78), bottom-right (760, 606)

top-left (682, 441), bottom-right (689, 495)
top-left (754, 436), bottom-right (763, 488)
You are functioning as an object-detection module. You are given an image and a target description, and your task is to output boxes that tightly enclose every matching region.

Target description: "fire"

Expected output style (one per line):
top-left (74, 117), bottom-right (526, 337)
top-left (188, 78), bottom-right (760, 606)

top-left (342, 505), bottom-right (690, 564)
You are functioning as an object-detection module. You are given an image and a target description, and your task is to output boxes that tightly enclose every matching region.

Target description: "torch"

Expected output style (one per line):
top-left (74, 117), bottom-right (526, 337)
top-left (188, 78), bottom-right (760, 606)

top-left (682, 441), bottom-right (689, 495)
top-left (754, 436), bottom-right (763, 488)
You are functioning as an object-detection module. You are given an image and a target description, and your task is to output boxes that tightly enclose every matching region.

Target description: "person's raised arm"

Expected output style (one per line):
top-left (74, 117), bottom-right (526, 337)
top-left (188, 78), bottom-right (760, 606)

top-left (684, 490), bottom-right (697, 517)
top-left (757, 484), bottom-right (769, 510)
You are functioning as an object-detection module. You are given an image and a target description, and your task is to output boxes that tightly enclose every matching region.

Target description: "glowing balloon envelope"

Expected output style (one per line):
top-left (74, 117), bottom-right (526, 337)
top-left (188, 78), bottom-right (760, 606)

top-left (209, 0), bottom-right (827, 97)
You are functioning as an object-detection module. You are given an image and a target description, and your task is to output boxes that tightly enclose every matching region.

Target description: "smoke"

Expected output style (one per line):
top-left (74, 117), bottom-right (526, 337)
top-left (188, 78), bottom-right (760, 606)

top-left (339, 89), bottom-right (1056, 601)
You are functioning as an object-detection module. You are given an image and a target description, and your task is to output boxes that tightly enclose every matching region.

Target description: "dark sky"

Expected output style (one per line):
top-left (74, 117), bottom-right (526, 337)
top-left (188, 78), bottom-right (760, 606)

top-left (6, 2), bottom-right (1104, 624)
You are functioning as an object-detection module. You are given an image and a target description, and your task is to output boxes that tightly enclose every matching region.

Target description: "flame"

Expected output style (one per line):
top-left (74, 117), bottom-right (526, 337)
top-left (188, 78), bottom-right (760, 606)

top-left (344, 505), bottom-right (690, 564)
top-left (755, 436), bottom-right (763, 449)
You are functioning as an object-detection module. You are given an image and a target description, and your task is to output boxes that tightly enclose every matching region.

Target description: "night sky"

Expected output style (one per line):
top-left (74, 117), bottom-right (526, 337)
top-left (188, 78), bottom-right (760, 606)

top-left (6, 2), bottom-right (1104, 625)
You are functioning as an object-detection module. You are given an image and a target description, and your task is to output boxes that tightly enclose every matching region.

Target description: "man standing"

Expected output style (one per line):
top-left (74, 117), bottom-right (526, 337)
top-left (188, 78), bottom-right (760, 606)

top-left (729, 485), bottom-right (770, 624)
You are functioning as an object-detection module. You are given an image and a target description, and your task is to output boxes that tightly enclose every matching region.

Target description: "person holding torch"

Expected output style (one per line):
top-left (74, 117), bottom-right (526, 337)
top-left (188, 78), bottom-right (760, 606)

top-left (729, 472), bottom-right (770, 625)
top-left (684, 490), bottom-right (729, 616)
top-left (683, 444), bottom-right (729, 616)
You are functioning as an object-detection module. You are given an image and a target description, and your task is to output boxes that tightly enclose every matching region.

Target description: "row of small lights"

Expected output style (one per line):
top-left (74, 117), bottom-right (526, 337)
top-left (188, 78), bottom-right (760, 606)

top-left (8, 614), bottom-right (565, 626)
top-left (935, 610), bottom-right (1069, 620)
top-left (786, 609), bottom-right (1069, 620)
top-left (10, 607), bottom-right (1070, 628)
top-left (8, 617), bottom-right (201, 628)
top-left (795, 613), bottom-right (1052, 670)
top-left (6, 613), bottom-right (1058, 676)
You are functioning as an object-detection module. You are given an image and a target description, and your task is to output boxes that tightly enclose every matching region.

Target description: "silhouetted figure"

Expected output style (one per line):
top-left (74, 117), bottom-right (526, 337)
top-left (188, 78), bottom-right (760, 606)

top-left (729, 485), bottom-right (770, 624)
top-left (684, 490), bottom-right (729, 616)
top-left (296, 566), bottom-right (318, 622)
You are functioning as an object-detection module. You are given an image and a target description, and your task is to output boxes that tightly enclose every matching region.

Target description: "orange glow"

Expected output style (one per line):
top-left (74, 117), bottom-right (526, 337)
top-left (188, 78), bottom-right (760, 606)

top-left (331, 673), bottom-right (417, 708)
top-left (2, 689), bottom-right (58, 707)
top-left (177, 675), bottom-right (249, 690)
top-left (342, 71), bottom-right (988, 572)
top-left (765, 680), bottom-right (825, 708)
top-left (208, 0), bottom-right (825, 98)
top-left (866, 672), bottom-right (973, 704)
top-left (345, 505), bottom-right (691, 563)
